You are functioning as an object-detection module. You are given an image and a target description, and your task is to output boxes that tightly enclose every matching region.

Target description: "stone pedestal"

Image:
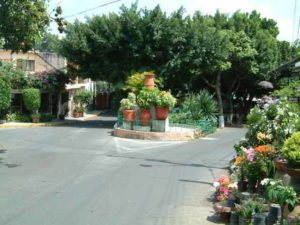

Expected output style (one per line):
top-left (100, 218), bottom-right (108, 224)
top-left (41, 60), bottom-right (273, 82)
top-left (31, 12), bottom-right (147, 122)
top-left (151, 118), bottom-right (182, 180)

top-left (122, 121), bottom-right (133, 130)
top-left (133, 125), bottom-right (151, 132)
top-left (152, 119), bottom-right (168, 132)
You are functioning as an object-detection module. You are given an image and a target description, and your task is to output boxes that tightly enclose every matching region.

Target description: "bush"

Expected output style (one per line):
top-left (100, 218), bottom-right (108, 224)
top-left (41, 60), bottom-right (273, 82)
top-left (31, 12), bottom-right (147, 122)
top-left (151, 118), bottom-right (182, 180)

top-left (181, 90), bottom-right (217, 120)
top-left (246, 106), bottom-right (263, 125)
top-left (0, 76), bottom-right (11, 119)
top-left (119, 93), bottom-right (136, 111)
top-left (281, 132), bottom-right (300, 167)
top-left (137, 88), bottom-right (158, 109)
top-left (40, 113), bottom-right (55, 122)
top-left (73, 91), bottom-right (92, 112)
top-left (154, 91), bottom-right (176, 109)
top-left (23, 88), bottom-right (41, 114)
top-left (6, 112), bottom-right (31, 122)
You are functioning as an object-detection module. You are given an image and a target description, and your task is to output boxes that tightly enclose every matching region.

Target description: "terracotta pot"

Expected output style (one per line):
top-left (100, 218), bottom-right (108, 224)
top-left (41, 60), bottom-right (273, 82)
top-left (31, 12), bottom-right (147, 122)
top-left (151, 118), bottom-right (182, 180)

top-left (79, 112), bottom-right (84, 117)
top-left (144, 74), bottom-right (155, 89)
top-left (155, 106), bottom-right (169, 120)
top-left (274, 159), bottom-right (286, 171)
top-left (123, 109), bottom-right (135, 122)
top-left (140, 108), bottom-right (151, 126)
top-left (73, 111), bottom-right (80, 118)
top-left (31, 115), bottom-right (40, 123)
top-left (283, 164), bottom-right (300, 177)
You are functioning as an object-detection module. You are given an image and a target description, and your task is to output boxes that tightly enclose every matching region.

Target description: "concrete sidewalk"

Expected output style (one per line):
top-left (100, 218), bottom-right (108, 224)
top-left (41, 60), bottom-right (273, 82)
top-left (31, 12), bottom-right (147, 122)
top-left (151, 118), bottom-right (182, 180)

top-left (0, 110), bottom-right (102, 128)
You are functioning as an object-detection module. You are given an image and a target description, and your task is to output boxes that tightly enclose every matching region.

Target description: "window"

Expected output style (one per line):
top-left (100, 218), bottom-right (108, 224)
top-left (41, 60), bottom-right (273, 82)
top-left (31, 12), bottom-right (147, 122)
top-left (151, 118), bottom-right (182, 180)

top-left (16, 59), bottom-right (35, 72)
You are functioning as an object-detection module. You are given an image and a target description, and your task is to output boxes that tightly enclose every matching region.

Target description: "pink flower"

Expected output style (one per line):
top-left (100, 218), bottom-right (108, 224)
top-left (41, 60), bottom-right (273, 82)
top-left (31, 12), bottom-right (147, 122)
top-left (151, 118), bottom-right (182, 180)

top-left (219, 186), bottom-right (225, 193)
top-left (216, 195), bottom-right (222, 201)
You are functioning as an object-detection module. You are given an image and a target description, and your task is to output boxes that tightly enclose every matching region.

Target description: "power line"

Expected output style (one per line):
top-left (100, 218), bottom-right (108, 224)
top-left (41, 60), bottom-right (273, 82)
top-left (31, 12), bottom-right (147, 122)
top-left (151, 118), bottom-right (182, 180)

top-left (50, 0), bottom-right (64, 15)
top-left (63, 0), bottom-right (121, 19)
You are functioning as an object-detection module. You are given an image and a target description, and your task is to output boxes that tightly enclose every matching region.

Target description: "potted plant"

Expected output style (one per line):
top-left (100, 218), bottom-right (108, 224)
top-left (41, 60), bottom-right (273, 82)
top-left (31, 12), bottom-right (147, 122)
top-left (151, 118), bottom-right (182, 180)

top-left (22, 88), bottom-right (41, 123)
top-left (235, 199), bottom-right (263, 225)
top-left (73, 91), bottom-right (92, 118)
top-left (153, 91), bottom-right (176, 120)
top-left (119, 93), bottom-right (136, 122)
top-left (137, 88), bottom-right (157, 126)
top-left (281, 132), bottom-right (300, 176)
top-left (0, 76), bottom-right (11, 124)
top-left (262, 178), bottom-right (299, 224)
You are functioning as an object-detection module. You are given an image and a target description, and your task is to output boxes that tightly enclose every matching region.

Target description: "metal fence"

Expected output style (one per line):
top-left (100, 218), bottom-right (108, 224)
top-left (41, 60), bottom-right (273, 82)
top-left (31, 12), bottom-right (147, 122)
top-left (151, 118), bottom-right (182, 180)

top-left (117, 112), bottom-right (217, 135)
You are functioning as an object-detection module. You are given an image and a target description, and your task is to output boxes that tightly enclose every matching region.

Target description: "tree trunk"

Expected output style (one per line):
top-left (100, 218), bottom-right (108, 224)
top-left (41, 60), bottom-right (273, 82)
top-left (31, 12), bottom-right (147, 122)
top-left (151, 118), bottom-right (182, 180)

top-left (215, 73), bottom-right (224, 128)
top-left (228, 96), bottom-right (233, 125)
top-left (57, 91), bottom-right (62, 118)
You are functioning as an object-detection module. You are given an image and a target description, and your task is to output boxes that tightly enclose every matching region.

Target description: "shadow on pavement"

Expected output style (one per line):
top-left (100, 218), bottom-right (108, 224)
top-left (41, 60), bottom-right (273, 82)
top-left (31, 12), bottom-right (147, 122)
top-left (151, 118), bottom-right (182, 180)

top-left (106, 154), bottom-right (228, 170)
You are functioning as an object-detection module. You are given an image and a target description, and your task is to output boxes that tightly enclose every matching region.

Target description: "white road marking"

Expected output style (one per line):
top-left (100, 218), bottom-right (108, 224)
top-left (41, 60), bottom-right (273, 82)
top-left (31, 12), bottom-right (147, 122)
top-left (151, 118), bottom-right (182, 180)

top-left (113, 137), bottom-right (186, 153)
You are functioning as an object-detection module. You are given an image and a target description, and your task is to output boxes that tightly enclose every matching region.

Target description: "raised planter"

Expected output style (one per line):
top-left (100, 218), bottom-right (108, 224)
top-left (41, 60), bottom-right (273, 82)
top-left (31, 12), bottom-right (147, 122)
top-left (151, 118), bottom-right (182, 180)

top-left (274, 159), bottom-right (287, 172)
top-left (133, 125), bottom-right (151, 132)
top-left (152, 119), bottom-right (167, 132)
top-left (283, 164), bottom-right (300, 177)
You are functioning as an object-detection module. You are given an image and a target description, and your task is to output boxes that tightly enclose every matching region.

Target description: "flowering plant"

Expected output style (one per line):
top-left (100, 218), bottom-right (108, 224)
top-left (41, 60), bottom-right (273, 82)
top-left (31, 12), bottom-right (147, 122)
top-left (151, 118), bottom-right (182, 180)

top-left (261, 178), bottom-right (299, 212)
top-left (213, 175), bottom-right (239, 202)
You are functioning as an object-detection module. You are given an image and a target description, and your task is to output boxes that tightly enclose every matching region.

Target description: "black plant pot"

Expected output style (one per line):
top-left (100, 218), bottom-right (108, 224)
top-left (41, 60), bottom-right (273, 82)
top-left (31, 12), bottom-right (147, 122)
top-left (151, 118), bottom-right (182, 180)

top-left (254, 213), bottom-right (266, 225)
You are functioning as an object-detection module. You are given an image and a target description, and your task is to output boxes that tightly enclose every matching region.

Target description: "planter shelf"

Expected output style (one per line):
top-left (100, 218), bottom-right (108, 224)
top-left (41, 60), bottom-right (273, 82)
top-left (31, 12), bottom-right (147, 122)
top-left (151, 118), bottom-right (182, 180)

top-left (283, 165), bottom-right (300, 177)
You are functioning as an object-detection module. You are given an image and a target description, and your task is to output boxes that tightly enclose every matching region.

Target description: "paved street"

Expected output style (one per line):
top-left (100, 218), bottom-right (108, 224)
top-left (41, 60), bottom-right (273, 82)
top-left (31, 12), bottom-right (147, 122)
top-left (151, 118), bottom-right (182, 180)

top-left (0, 116), bottom-right (246, 225)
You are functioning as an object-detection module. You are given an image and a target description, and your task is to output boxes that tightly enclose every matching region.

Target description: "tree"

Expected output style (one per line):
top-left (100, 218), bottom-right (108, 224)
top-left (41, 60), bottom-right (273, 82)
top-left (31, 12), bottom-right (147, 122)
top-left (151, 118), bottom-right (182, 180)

top-left (35, 33), bottom-right (61, 53)
top-left (60, 5), bottom-right (297, 126)
top-left (0, 0), bottom-right (65, 52)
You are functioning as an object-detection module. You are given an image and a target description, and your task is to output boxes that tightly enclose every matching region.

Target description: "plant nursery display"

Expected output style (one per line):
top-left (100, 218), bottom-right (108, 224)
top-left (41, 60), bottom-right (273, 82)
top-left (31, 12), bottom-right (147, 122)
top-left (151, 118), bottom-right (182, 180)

top-left (73, 91), bottom-right (92, 118)
top-left (213, 95), bottom-right (300, 225)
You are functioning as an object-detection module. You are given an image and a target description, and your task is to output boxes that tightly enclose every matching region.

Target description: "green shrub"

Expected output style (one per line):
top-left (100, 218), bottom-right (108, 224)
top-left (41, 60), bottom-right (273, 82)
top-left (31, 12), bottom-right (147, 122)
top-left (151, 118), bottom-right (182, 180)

top-left (73, 91), bottom-right (92, 112)
top-left (0, 76), bottom-right (11, 119)
top-left (181, 90), bottom-right (217, 120)
top-left (137, 88), bottom-right (158, 109)
top-left (40, 113), bottom-right (55, 122)
top-left (281, 132), bottom-right (300, 167)
top-left (246, 106), bottom-right (263, 125)
top-left (235, 199), bottom-right (263, 219)
top-left (153, 91), bottom-right (176, 109)
top-left (22, 88), bottom-right (41, 114)
top-left (6, 112), bottom-right (31, 122)
top-left (119, 93), bottom-right (136, 111)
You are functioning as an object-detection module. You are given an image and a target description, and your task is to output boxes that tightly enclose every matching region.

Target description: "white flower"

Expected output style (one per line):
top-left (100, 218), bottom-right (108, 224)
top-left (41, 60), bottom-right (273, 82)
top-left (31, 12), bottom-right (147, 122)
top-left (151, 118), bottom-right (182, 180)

top-left (270, 181), bottom-right (276, 186)
top-left (260, 178), bottom-right (269, 186)
top-left (228, 182), bottom-right (238, 189)
top-left (213, 182), bottom-right (220, 189)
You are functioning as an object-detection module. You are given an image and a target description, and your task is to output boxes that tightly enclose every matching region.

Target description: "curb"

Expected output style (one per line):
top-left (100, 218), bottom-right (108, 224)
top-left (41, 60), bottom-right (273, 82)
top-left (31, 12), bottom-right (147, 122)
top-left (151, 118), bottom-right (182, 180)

top-left (0, 121), bottom-right (76, 129)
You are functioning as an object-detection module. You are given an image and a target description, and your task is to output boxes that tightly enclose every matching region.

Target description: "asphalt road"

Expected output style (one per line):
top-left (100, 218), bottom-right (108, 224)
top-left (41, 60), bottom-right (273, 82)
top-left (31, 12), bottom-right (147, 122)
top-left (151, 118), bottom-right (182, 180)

top-left (0, 116), bottom-right (246, 225)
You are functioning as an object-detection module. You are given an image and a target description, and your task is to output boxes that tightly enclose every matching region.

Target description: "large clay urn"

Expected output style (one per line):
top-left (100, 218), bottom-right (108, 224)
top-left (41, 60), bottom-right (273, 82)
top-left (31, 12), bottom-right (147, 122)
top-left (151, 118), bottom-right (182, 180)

top-left (144, 73), bottom-right (155, 89)
top-left (140, 108), bottom-right (151, 126)
top-left (123, 109), bottom-right (135, 122)
top-left (155, 106), bottom-right (169, 120)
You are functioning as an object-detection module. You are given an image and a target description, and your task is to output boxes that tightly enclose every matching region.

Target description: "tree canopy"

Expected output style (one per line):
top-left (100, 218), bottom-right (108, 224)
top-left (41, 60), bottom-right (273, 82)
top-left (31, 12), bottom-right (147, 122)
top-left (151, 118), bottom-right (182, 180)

top-left (60, 4), bottom-right (299, 126)
top-left (0, 0), bottom-right (64, 52)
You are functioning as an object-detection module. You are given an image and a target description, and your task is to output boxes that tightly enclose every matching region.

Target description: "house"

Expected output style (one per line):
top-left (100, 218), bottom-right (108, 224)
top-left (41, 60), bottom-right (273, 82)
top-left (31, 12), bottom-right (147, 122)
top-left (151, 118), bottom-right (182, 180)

top-left (0, 49), bottom-right (96, 117)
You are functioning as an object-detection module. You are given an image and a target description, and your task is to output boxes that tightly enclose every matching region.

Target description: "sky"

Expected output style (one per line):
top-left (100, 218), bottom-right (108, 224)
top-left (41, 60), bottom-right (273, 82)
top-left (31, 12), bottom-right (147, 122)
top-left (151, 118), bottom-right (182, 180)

top-left (48, 0), bottom-right (300, 42)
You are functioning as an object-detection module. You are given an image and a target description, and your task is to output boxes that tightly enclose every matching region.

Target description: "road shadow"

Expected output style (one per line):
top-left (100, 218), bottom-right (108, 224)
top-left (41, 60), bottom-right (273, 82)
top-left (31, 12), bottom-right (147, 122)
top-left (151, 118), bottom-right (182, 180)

top-left (107, 154), bottom-right (228, 170)
top-left (0, 148), bottom-right (20, 168)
